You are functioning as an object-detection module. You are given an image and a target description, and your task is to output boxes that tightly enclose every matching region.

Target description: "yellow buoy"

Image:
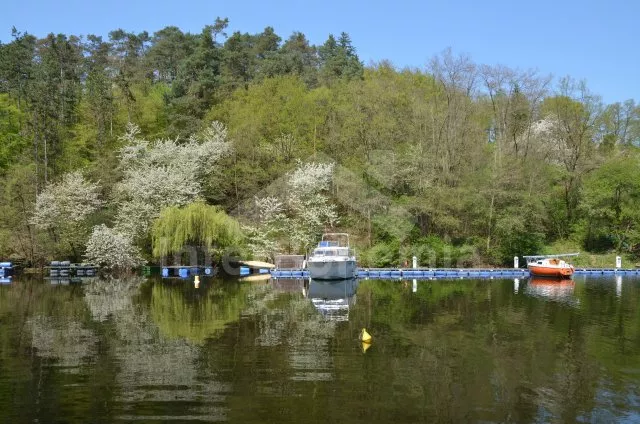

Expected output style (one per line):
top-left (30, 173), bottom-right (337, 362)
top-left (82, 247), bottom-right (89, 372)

top-left (362, 342), bottom-right (372, 353)
top-left (360, 328), bottom-right (372, 343)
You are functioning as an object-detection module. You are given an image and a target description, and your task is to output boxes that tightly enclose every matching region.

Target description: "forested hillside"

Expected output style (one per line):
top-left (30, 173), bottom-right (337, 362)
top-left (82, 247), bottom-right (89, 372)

top-left (1, 20), bottom-right (639, 268)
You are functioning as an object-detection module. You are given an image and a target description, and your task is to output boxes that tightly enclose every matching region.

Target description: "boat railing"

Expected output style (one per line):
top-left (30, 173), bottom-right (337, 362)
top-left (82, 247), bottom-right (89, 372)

top-left (320, 233), bottom-right (350, 247)
top-left (523, 253), bottom-right (579, 263)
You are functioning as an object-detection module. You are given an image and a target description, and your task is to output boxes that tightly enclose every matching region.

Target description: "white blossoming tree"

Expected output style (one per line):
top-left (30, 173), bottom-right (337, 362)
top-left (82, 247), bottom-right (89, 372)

top-left (521, 117), bottom-right (565, 162)
top-left (246, 162), bottom-right (337, 258)
top-left (244, 197), bottom-right (288, 260)
top-left (114, 122), bottom-right (231, 238)
top-left (84, 224), bottom-right (145, 271)
top-left (31, 171), bottom-right (103, 259)
top-left (81, 121), bottom-right (232, 271)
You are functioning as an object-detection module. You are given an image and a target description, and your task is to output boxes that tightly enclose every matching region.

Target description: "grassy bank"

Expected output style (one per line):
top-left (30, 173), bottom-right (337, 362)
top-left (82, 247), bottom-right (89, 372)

top-left (543, 240), bottom-right (637, 268)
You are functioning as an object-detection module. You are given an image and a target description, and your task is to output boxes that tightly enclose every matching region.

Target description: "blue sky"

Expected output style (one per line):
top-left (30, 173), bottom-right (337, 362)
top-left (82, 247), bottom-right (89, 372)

top-left (2, 0), bottom-right (637, 104)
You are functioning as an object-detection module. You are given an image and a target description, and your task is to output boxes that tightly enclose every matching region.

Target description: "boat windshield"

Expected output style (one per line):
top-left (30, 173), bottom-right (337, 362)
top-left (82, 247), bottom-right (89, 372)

top-left (313, 249), bottom-right (338, 256)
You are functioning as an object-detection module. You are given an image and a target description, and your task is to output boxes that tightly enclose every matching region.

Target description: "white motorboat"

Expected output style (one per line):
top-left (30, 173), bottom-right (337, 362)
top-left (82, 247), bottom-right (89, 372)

top-left (306, 233), bottom-right (357, 280)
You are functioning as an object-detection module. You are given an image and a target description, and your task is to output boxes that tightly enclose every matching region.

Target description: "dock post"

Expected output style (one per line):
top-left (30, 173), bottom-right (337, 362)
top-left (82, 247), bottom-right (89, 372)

top-left (616, 256), bottom-right (622, 269)
top-left (513, 256), bottom-right (519, 269)
top-left (412, 256), bottom-right (417, 269)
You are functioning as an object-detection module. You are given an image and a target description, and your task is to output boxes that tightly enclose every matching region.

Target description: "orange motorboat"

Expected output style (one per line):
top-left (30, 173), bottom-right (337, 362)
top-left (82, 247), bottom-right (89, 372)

top-left (524, 254), bottom-right (578, 278)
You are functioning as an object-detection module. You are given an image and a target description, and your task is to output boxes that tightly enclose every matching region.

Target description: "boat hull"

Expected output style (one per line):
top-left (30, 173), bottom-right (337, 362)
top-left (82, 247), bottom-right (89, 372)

top-left (307, 260), bottom-right (357, 280)
top-left (527, 265), bottom-right (574, 278)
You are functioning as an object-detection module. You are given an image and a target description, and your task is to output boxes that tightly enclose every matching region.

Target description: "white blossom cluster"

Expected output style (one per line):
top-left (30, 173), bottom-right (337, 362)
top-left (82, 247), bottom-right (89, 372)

top-left (529, 118), bottom-right (557, 136)
top-left (243, 222), bottom-right (281, 261)
top-left (247, 161), bottom-right (338, 257)
top-left (287, 162), bottom-right (338, 249)
top-left (244, 196), bottom-right (288, 258)
top-left (288, 162), bottom-right (335, 195)
top-left (84, 224), bottom-right (145, 270)
top-left (31, 171), bottom-right (103, 229)
top-left (114, 122), bottom-right (231, 237)
top-left (520, 118), bottom-right (568, 163)
top-left (115, 166), bottom-right (200, 235)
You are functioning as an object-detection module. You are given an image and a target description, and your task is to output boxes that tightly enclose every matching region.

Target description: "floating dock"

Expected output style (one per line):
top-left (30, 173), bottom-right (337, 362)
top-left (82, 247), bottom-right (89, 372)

top-left (269, 268), bottom-right (640, 279)
top-left (161, 266), bottom-right (215, 278)
top-left (48, 261), bottom-right (98, 277)
top-left (0, 261), bottom-right (13, 279)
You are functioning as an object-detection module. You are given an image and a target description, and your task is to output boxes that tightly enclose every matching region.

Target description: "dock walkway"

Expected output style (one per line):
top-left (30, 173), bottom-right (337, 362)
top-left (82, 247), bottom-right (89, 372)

top-left (270, 268), bottom-right (640, 279)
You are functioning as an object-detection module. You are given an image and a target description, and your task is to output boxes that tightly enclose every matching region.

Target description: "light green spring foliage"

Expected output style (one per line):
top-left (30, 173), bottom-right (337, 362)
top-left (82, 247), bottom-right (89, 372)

top-left (151, 201), bottom-right (243, 257)
top-left (2, 23), bottom-right (640, 266)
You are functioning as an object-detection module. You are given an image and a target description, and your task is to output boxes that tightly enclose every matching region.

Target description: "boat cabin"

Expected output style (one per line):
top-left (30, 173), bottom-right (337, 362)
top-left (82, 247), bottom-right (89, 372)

top-left (534, 258), bottom-right (562, 265)
top-left (312, 247), bottom-right (351, 257)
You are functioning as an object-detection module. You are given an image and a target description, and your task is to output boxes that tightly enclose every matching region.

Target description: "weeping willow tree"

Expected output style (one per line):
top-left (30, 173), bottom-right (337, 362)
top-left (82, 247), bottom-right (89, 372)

top-left (151, 202), bottom-right (243, 257)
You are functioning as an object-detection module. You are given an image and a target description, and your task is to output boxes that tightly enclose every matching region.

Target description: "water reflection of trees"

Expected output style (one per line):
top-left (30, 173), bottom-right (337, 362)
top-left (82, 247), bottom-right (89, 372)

top-left (28, 317), bottom-right (97, 371)
top-left (17, 280), bottom-right (98, 372)
top-left (83, 276), bottom-right (229, 421)
top-left (0, 279), bottom-right (103, 421)
top-left (248, 281), bottom-right (337, 382)
top-left (339, 278), bottom-right (640, 422)
top-left (147, 281), bottom-right (251, 344)
top-left (2, 276), bottom-right (640, 422)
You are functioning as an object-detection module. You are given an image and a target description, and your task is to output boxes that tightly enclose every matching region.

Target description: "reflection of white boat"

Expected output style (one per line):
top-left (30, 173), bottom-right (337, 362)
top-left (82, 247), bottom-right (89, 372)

top-left (306, 233), bottom-right (357, 280)
top-left (307, 278), bottom-right (358, 321)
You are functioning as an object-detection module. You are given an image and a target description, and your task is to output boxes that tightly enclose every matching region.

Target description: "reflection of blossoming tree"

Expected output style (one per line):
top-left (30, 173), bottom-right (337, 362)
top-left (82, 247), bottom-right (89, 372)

top-left (28, 316), bottom-right (98, 372)
top-left (246, 286), bottom-right (337, 382)
top-left (83, 277), bottom-right (228, 418)
top-left (83, 276), bottom-right (143, 322)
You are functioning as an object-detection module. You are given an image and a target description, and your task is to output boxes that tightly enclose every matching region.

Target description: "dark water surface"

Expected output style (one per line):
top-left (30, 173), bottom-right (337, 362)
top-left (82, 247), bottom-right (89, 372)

top-left (1, 275), bottom-right (639, 423)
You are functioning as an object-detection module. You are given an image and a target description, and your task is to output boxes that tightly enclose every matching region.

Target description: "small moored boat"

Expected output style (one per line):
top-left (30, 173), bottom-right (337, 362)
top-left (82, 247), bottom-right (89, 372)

top-left (524, 253), bottom-right (578, 278)
top-left (306, 233), bottom-right (357, 280)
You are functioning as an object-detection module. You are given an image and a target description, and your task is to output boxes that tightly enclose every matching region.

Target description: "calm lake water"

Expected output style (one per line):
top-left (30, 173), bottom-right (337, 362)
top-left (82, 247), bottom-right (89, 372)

top-left (0, 275), bottom-right (639, 423)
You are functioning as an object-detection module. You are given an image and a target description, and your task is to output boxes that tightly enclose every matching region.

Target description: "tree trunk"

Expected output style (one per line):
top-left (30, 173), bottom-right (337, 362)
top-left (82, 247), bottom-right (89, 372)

top-left (486, 192), bottom-right (495, 250)
top-left (43, 135), bottom-right (48, 185)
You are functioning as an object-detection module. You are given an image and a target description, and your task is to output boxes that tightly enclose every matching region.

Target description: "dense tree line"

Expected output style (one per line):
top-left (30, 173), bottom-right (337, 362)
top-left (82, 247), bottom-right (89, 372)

top-left (0, 20), bottom-right (639, 267)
